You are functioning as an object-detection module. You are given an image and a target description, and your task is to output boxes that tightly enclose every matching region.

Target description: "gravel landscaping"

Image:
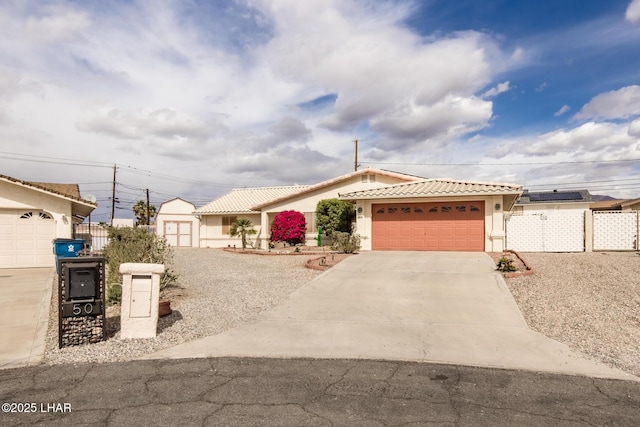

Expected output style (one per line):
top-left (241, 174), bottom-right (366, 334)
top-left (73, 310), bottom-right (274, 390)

top-left (43, 248), bottom-right (324, 365)
top-left (43, 248), bottom-right (640, 379)
top-left (505, 252), bottom-right (640, 377)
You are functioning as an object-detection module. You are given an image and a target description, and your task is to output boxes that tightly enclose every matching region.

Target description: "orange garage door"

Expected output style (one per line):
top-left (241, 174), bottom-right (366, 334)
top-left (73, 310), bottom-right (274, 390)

top-left (372, 202), bottom-right (485, 251)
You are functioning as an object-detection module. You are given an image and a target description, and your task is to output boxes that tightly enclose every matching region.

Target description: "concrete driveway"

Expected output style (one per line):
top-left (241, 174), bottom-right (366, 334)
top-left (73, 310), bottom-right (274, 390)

top-left (0, 268), bottom-right (54, 369)
top-left (146, 252), bottom-right (635, 380)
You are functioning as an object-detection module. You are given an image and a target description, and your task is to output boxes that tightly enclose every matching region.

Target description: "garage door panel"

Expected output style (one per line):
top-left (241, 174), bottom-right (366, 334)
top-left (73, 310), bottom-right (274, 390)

top-left (0, 209), bottom-right (55, 268)
top-left (372, 202), bottom-right (485, 251)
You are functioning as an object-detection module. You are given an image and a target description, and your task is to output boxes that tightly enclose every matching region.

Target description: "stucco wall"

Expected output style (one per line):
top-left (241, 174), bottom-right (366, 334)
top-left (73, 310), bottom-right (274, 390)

top-left (0, 180), bottom-right (73, 238)
top-left (199, 213), bottom-right (262, 248)
top-left (255, 173), bottom-right (411, 248)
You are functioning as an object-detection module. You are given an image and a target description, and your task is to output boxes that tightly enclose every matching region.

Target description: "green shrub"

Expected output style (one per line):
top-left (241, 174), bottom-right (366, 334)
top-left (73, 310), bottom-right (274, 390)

top-left (316, 199), bottom-right (355, 236)
top-left (106, 284), bottom-right (122, 306)
top-left (496, 256), bottom-right (516, 272)
top-left (331, 231), bottom-right (361, 253)
top-left (102, 226), bottom-right (178, 304)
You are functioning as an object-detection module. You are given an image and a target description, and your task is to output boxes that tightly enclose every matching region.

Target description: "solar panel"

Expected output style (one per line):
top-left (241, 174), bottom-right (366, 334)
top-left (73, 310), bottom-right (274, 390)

top-left (528, 191), bottom-right (583, 202)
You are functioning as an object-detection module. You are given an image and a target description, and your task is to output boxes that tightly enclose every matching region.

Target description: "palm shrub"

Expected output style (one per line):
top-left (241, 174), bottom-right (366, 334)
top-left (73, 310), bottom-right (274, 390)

top-left (102, 226), bottom-right (178, 305)
top-left (270, 210), bottom-right (306, 245)
top-left (230, 217), bottom-right (257, 249)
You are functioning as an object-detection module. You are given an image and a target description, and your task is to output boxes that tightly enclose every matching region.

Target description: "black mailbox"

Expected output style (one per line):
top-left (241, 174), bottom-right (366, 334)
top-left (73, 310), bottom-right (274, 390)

top-left (59, 259), bottom-right (105, 319)
top-left (58, 256), bottom-right (106, 348)
top-left (68, 268), bottom-right (98, 300)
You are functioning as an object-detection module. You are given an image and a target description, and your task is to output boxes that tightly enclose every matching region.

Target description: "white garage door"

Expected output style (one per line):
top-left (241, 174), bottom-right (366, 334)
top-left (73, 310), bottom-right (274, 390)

top-left (0, 209), bottom-right (56, 268)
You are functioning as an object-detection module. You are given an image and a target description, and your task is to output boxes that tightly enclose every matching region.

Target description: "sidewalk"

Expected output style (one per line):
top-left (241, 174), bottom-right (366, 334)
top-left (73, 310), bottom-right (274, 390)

top-left (0, 268), bottom-right (54, 369)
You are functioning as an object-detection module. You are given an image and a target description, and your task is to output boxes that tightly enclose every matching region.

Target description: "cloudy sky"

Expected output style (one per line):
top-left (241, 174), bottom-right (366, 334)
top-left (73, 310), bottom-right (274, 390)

top-left (2, 0), bottom-right (640, 222)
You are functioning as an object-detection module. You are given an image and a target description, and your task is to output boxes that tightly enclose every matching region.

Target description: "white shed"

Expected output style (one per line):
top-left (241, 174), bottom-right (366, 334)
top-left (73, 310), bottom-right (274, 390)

top-left (155, 198), bottom-right (199, 247)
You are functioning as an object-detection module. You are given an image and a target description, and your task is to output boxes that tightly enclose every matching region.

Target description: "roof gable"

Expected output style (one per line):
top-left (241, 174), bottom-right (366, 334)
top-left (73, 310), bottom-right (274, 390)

top-left (158, 197), bottom-right (196, 213)
top-left (0, 174), bottom-right (96, 218)
top-left (250, 168), bottom-right (422, 210)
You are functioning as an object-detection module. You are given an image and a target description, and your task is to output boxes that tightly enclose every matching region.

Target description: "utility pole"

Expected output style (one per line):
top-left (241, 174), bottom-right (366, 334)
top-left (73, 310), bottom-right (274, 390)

top-left (146, 188), bottom-right (150, 226)
top-left (110, 165), bottom-right (116, 226)
top-left (354, 139), bottom-right (359, 171)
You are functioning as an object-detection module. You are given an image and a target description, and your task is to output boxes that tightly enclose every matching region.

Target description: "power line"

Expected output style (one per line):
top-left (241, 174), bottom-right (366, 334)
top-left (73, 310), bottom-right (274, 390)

top-left (362, 158), bottom-right (640, 166)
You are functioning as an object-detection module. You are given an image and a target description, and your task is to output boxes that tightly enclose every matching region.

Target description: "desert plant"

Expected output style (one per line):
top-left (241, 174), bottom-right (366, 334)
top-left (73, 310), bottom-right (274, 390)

top-left (331, 231), bottom-right (361, 253)
top-left (270, 210), bottom-right (306, 245)
top-left (316, 199), bottom-right (355, 236)
top-left (132, 200), bottom-right (157, 226)
top-left (230, 217), bottom-right (257, 249)
top-left (496, 256), bottom-right (516, 272)
top-left (102, 226), bottom-right (178, 305)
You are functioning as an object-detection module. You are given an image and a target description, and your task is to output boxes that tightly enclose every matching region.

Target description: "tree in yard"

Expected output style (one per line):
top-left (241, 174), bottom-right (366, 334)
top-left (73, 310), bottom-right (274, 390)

top-left (315, 198), bottom-right (355, 236)
top-left (270, 210), bottom-right (306, 245)
top-left (230, 217), bottom-right (257, 249)
top-left (133, 200), bottom-right (157, 226)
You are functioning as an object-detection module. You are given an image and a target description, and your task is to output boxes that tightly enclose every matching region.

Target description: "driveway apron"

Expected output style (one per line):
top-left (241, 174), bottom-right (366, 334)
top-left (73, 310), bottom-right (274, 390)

top-left (145, 252), bottom-right (635, 381)
top-left (0, 268), bottom-right (54, 369)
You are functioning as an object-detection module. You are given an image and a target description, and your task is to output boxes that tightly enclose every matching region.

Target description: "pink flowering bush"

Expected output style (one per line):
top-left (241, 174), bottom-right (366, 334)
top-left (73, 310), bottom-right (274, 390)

top-left (270, 210), bottom-right (307, 245)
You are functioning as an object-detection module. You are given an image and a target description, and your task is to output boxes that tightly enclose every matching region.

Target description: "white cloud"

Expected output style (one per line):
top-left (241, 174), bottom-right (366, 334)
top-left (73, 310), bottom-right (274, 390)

top-left (76, 107), bottom-right (225, 141)
top-left (259, 0), bottom-right (505, 144)
top-left (554, 104), bottom-right (571, 117)
top-left (626, 0), bottom-right (640, 24)
top-left (369, 95), bottom-right (492, 145)
top-left (490, 122), bottom-right (636, 158)
top-left (629, 118), bottom-right (640, 137)
top-left (25, 4), bottom-right (90, 43)
top-left (482, 81), bottom-right (511, 98)
top-left (5, 0), bottom-right (638, 215)
top-left (574, 85), bottom-right (640, 120)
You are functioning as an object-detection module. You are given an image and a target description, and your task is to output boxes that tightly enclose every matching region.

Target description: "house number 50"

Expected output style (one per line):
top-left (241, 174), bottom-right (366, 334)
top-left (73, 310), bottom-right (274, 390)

top-left (72, 303), bottom-right (94, 315)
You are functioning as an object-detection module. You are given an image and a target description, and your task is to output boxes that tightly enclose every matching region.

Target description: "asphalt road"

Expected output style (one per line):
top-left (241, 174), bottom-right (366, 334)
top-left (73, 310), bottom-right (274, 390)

top-left (1, 357), bottom-right (639, 426)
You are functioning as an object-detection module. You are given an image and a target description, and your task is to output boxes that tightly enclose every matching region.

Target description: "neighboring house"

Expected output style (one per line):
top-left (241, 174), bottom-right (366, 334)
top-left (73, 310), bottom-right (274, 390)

top-left (590, 198), bottom-right (640, 211)
top-left (196, 168), bottom-right (423, 249)
top-left (339, 178), bottom-right (522, 252)
top-left (155, 198), bottom-right (200, 247)
top-left (0, 174), bottom-right (96, 268)
top-left (197, 168), bottom-right (523, 252)
top-left (506, 189), bottom-right (592, 252)
top-left (513, 189), bottom-right (592, 214)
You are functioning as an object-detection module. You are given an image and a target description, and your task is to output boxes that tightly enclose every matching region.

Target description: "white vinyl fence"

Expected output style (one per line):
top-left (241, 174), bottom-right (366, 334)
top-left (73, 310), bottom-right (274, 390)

top-left (593, 211), bottom-right (639, 251)
top-left (506, 213), bottom-right (585, 252)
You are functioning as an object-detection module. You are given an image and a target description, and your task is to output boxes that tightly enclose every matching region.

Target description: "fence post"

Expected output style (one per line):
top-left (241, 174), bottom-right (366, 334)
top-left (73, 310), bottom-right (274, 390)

top-left (584, 210), bottom-right (593, 252)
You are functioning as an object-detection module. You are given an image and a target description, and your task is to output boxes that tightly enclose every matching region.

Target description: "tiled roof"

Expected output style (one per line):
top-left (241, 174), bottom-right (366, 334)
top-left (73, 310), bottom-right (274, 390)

top-left (0, 174), bottom-right (95, 205)
top-left (28, 182), bottom-right (82, 200)
top-left (195, 186), bottom-right (310, 214)
top-left (250, 168), bottom-right (423, 210)
top-left (339, 178), bottom-right (523, 199)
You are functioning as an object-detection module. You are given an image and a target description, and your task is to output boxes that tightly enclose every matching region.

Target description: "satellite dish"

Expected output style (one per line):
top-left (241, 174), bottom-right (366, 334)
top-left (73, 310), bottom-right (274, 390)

top-left (85, 194), bottom-right (97, 203)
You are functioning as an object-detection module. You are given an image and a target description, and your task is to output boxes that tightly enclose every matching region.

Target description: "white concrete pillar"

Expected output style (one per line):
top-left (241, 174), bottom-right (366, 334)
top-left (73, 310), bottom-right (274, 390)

top-left (584, 210), bottom-right (593, 252)
top-left (119, 263), bottom-right (165, 339)
top-left (260, 211), bottom-right (270, 249)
